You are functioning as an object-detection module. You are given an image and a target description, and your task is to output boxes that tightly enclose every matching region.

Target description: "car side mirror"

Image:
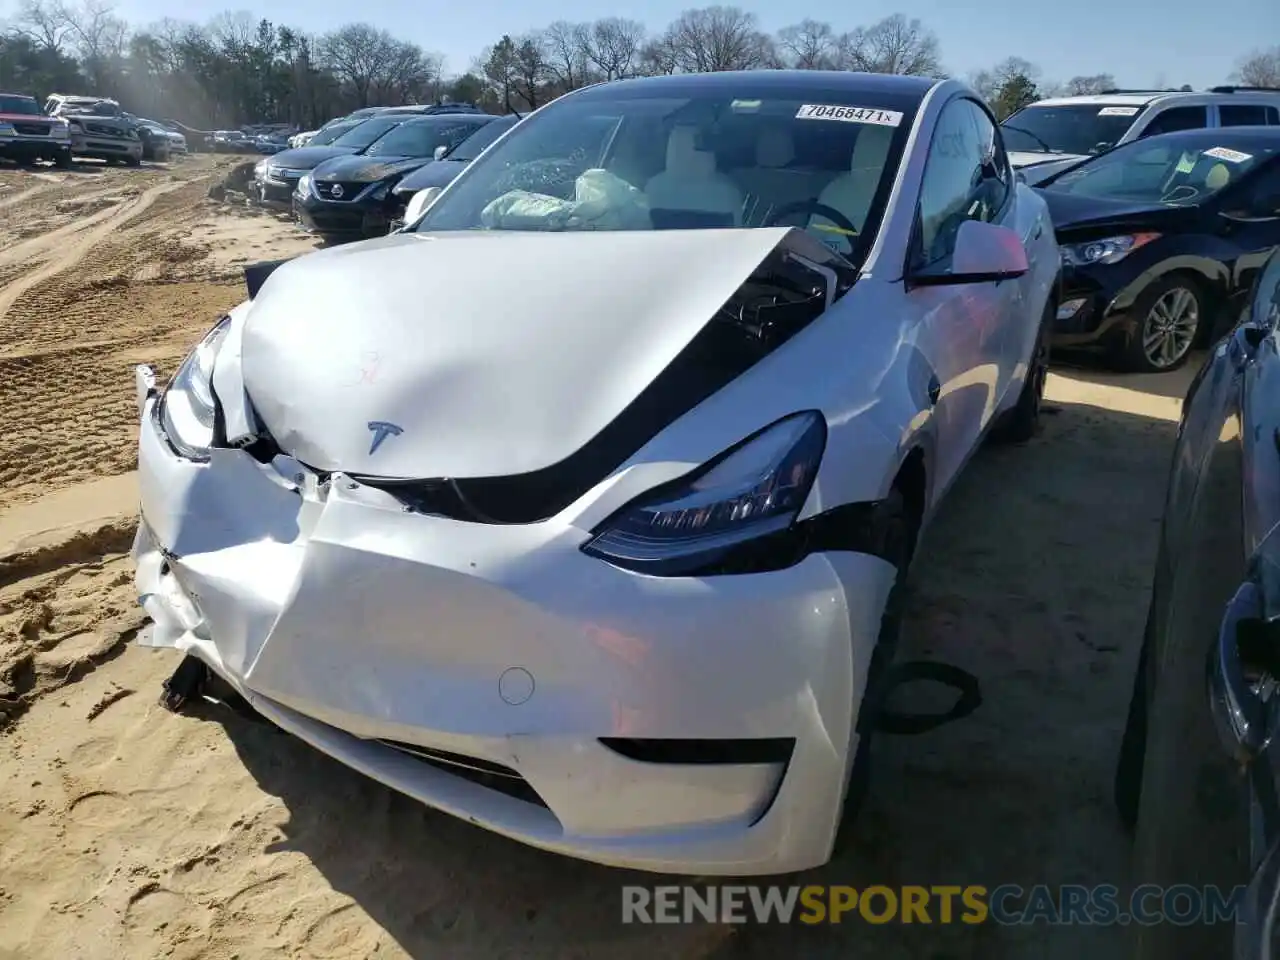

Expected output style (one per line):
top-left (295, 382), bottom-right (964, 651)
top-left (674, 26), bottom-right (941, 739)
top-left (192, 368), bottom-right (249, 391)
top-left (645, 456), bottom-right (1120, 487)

top-left (909, 220), bottom-right (1030, 287)
top-left (404, 186), bottom-right (443, 225)
top-left (433, 144), bottom-right (449, 161)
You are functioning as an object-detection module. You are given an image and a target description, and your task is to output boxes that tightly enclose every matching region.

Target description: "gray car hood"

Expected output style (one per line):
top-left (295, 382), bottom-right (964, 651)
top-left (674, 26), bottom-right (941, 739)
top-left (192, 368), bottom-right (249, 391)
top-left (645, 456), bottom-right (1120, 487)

top-left (239, 228), bottom-right (800, 479)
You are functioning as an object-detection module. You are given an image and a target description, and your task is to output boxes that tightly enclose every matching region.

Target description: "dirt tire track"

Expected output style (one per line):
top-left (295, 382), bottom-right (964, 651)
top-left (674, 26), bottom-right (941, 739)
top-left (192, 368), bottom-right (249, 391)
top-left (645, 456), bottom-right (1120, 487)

top-left (0, 180), bottom-right (186, 326)
top-left (0, 181), bottom-right (57, 212)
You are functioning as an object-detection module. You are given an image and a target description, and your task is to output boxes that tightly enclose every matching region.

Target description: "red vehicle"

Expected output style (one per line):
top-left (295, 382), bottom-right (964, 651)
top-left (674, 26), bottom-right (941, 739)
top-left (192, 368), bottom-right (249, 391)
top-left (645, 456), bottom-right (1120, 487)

top-left (0, 93), bottom-right (71, 166)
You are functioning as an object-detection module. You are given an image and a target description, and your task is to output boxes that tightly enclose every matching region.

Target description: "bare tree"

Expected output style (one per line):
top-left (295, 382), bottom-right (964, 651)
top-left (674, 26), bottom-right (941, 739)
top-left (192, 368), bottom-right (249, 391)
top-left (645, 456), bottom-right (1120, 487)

top-left (638, 34), bottom-right (679, 76)
top-left (370, 40), bottom-right (440, 103)
top-left (777, 19), bottom-right (836, 69)
top-left (12, 0), bottom-right (71, 53)
top-left (1064, 73), bottom-right (1116, 95)
top-left (584, 16), bottom-right (644, 80)
top-left (319, 23), bottom-right (399, 106)
top-left (1235, 45), bottom-right (1280, 87)
top-left (667, 5), bottom-right (772, 73)
top-left (843, 14), bottom-right (941, 76)
top-left (541, 21), bottom-right (590, 91)
top-left (209, 10), bottom-right (255, 56)
top-left (59, 0), bottom-right (129, 89)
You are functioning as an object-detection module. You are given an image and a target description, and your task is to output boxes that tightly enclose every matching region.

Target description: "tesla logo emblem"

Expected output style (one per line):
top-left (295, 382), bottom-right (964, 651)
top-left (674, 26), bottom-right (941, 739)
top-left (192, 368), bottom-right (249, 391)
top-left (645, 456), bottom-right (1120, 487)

top-left (331, 184), bottom-right (344, 198)
top-left (367, 421), bottom-right (403, 455)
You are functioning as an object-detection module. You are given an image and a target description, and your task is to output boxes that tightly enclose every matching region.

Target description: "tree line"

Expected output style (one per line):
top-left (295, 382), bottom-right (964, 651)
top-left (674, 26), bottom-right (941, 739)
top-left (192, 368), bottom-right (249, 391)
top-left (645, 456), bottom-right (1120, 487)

top-left (1, 0), bottom-right (1276, 130)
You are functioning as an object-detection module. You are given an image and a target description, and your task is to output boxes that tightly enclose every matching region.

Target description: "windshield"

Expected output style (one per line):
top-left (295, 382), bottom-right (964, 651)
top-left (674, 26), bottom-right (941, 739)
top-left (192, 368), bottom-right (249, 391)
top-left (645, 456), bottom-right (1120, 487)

top-left (0, 96), bottom-right (41, 116)
top-left (413, 88), bottom-right (911, 260)
top-left (330, 116), bottom-right (403, 151)
top-left (449, 116), bottom-right (518, 161)
top-left (364, 118), bottom-right (490, 158)
top-left (1045, 136), bottom-right (1279, 205)
top-left (310, 122), bottom-right (356, 146)
top-left (1002, 104), bottom-right (1142, 156)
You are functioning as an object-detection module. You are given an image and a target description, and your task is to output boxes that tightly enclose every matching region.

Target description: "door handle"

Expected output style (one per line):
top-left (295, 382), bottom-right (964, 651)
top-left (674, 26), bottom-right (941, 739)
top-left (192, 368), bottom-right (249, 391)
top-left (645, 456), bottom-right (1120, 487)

top-left (1209, 579), bottom-right (1280, 764)
top-left (1031, 222), bottom-right (1043, 241)
top-left (927, 375), bottom-right (940, 406)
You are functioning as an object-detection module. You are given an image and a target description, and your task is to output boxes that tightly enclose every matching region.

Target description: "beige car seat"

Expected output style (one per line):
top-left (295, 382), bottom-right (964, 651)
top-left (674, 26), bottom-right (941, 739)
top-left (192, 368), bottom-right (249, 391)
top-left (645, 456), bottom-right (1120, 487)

top-left (644, 125), bottom-right (744, 226)
top-left (1204, 162), bottom-right (1231, 191)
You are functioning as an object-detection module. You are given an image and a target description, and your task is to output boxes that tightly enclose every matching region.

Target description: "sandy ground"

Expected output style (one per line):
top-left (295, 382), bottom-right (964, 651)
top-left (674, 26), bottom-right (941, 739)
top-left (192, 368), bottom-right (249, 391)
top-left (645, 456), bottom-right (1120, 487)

top-left (0, 157), bottom-right (1194, 959)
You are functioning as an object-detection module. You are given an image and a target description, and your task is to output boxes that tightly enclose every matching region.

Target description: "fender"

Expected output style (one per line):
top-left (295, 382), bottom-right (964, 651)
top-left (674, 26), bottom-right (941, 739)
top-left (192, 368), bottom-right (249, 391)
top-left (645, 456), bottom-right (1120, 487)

top-left (1109, 241), bottom-right (1234, 314)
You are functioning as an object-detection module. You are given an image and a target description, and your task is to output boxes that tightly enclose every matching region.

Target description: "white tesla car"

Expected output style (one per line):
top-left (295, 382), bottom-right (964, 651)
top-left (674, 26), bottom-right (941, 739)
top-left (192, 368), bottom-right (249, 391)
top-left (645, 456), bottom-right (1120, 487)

top-left (133, 70), bottom-right (1059, 876)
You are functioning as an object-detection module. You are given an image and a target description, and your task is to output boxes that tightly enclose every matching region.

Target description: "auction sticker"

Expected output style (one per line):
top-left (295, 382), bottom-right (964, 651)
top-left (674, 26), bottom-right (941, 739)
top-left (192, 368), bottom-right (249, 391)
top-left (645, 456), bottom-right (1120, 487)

top-left (796, 104), bottom-right (903, 126)
top-left (1203, 145), bottom-right (1252, 163)
top-left (1097, 106), bottom-right (1139, 116)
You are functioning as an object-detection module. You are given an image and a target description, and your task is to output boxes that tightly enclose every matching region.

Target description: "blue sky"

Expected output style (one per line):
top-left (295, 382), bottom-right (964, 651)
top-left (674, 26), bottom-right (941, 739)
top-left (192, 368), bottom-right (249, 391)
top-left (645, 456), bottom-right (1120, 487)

top-left (104, 0), bottom-right (1276, 90)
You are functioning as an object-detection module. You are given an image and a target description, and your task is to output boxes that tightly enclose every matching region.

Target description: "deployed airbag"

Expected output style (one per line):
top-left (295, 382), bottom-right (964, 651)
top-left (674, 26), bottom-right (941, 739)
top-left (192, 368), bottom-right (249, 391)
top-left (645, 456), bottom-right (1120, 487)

top-left (479, 169), bottom-right (651, 231)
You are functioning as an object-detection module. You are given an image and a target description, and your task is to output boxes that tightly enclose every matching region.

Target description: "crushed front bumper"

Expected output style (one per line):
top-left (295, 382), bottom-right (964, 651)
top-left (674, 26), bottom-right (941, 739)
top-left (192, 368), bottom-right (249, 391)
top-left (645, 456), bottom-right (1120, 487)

top-left (131, 367), bottom-right (894, 875)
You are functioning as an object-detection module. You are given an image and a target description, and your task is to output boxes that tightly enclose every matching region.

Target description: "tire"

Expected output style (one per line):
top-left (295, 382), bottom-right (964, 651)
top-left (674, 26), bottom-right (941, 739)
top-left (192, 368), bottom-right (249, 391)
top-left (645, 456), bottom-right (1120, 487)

top-left (124, 155), bottom-right (141, 167)
top-left (1118, 275), bottom-right (1205, 373)
top-left (53, 151), bottom-right (70, 169)
top-left (1114, 604), bottom-right (1153, 832)
top-left (991, 298), bottom-right (1052, 444)
top-left (833, 486), bottom-right (921, 850)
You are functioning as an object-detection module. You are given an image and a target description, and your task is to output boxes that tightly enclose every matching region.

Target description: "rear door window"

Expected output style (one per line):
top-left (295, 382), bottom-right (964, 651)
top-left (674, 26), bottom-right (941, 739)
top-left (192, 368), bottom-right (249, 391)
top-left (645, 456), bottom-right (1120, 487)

top-left (1140, 106), bottom-right (1210, 137)
top-left (1219, 104), bottom-right (1280, 127)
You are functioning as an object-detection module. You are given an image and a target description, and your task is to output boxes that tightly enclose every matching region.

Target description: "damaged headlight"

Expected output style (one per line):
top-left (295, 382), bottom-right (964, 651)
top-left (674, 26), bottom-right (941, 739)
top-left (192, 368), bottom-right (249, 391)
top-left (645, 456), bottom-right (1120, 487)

top-left (582, 412), bottom-right (826, 576)
top-left (157, 317), bottom-right (231, 460)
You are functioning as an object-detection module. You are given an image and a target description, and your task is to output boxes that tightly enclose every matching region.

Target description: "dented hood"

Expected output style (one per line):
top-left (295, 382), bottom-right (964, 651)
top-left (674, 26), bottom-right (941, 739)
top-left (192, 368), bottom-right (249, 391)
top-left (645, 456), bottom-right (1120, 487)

top-left (240, 227), bottom-right (796, 479)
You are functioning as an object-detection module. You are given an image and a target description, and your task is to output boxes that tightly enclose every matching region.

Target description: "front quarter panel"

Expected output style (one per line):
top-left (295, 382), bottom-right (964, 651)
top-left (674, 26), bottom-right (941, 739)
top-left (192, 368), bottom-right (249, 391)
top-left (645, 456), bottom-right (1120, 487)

top-left (587, 271), bottom-right (932, 531)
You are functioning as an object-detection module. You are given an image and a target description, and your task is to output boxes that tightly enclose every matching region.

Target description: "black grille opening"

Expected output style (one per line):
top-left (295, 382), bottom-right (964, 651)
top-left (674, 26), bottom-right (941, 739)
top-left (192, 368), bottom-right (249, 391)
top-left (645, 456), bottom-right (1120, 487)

top-left (13, 124), bottom-right (48, 136)
top-left (600, 737), bottom-right (795, 765)
top-left (376, 739), bottom-right (549, 808)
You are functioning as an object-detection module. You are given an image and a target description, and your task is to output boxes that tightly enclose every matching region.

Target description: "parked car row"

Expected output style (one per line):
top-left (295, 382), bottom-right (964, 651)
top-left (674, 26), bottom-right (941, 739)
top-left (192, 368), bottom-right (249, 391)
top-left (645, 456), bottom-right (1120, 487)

top-left (249, 110), bottom-right (515, 238)
top-left (287, 101), bottom-right (487, 148)
top-left (0, 90), bottom-right (188, 167)
top-left (207, 128), bottom-right (294, 154)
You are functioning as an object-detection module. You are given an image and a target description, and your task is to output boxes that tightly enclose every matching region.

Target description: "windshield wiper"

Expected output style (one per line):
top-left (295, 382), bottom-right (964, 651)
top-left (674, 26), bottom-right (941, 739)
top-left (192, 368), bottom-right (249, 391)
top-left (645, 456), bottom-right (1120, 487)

top-left (1001, 124), bottom-right (1056, 154)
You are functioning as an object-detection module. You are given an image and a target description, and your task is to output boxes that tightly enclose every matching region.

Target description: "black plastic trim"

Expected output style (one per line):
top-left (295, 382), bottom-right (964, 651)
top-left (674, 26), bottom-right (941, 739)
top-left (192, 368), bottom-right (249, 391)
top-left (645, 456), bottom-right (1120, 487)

top-left (599, 737), bottom-right (795, 765)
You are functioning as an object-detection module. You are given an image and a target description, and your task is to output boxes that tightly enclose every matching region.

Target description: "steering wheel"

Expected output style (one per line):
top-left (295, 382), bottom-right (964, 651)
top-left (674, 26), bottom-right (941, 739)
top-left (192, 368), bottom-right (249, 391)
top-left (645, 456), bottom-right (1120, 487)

top-left (763, 200), bottom-right (859, 254)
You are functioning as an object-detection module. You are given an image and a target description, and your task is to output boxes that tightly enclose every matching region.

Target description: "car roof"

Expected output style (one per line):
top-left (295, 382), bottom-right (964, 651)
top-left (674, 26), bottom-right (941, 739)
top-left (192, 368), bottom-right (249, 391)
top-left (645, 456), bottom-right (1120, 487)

top-left (573, 69), bottom-right (938, 106)
top-left (1033, 89), bottom-right (1280, 108)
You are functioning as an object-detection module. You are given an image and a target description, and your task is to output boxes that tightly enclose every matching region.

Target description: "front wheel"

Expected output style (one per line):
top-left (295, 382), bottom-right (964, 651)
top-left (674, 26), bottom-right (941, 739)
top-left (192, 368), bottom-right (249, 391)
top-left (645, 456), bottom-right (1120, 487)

top-left (53, 150), bottom-right (71, 169)
top-left (1119, 276), bottom-right (1204, 373)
